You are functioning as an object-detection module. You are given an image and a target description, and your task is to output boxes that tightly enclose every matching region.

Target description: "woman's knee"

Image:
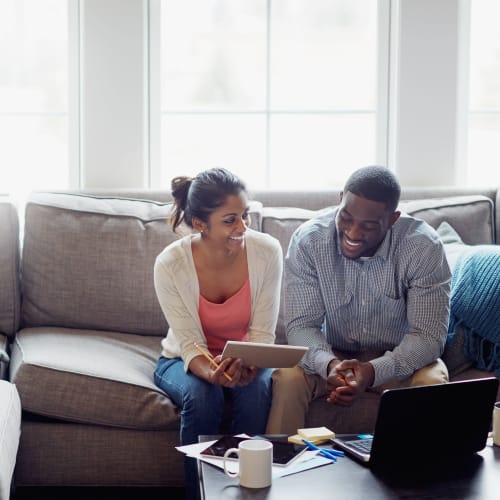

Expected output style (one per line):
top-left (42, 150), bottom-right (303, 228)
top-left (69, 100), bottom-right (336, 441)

top-left (154, 357), bottom-right (181, 387)
top-left (183, 377), bottom-right (224, 410)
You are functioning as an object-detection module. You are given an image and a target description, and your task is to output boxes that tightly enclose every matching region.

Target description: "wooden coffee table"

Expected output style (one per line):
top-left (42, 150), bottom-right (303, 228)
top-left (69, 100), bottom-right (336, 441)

top-left (198, 436), bottom-right (500, 499)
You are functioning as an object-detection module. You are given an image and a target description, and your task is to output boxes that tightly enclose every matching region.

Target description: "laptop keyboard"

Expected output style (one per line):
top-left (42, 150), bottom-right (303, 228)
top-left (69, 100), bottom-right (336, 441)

top-left (346, 438), bottom-right (373, 454)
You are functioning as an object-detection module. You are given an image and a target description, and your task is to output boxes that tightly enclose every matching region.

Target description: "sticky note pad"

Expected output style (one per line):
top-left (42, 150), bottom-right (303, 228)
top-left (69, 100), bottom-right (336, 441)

top-left (287, 433), bottom-right (332, 445)
top-left (297, 426), bottom-right (335, 444)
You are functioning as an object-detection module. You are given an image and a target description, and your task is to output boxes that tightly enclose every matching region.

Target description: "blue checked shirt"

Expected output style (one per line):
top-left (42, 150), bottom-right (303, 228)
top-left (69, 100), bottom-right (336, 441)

top-left (285, 208), bottom-right (451, 387)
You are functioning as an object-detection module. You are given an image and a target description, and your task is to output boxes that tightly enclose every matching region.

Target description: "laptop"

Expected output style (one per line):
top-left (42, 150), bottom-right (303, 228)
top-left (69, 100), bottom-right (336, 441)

top-left (331, 377), bottom-right (499, 471)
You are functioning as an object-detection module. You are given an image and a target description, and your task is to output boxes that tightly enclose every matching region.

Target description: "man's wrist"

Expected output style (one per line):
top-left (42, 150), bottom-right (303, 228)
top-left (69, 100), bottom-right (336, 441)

top-left (361, 361), bottom-right (375, 387)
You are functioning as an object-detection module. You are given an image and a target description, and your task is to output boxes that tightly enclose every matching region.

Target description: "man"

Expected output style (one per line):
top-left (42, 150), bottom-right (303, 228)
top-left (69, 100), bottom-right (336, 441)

top-left (266, 166), bottom-right (451, 435)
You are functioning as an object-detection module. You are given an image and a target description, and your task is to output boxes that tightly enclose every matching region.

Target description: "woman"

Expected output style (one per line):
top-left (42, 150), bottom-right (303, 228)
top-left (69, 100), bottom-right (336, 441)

top-left (153, 167), bottom-right (282, 496)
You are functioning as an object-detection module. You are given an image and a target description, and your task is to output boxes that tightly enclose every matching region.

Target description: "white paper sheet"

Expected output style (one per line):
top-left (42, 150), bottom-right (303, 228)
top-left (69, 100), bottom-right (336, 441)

top-left (176, 436), bottom-right (334, 479)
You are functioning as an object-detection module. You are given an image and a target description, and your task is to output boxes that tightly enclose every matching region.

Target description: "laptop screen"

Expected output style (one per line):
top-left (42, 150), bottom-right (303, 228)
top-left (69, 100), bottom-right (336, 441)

top-left (333, 377), bottom-right (499, 471)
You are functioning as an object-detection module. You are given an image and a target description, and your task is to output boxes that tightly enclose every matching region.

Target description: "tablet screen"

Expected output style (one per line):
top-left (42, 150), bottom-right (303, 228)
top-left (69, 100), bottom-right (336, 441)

top-left (199, 436), bottom-right (307, 466)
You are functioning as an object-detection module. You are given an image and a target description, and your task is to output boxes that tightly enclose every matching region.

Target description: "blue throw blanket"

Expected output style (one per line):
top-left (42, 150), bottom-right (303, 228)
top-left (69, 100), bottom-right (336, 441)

top-left (448, 245), bottom-right (500, 375)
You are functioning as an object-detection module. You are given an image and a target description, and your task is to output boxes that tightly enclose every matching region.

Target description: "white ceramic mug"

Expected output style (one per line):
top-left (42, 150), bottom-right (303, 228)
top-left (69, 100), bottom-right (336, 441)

top-left (223, 439), bottom-right (273, 488)
top-left (493, 402), bottom-right (500, 446)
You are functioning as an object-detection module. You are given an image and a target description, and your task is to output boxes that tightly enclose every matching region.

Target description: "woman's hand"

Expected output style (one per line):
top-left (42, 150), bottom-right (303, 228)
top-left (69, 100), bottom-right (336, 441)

top-left (208, 358), bottom-right (258, 387)
top-left (189, 354), bottom-right (238, 387)
top-left (208, 355), bottom-right (242, 387)
top-left (237, 365), bottom-right (258, 386)
top-left (190, 354), bottom-right (257, 387)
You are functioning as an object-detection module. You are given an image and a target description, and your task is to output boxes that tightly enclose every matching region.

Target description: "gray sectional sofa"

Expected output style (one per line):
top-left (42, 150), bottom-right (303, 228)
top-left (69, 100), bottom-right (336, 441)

top-left (0, 186), bottom-right (499, 490)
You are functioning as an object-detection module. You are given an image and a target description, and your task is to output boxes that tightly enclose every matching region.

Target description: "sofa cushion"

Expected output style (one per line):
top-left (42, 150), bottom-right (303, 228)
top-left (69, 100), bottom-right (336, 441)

top-left (261, 206), bottom-right (333, 344)
top-left (9, 327), bottom-right (179, 430)
top-left (21, 193), bottom-right (179, 336)
top-left (15, 422), bottom-right (183, 487)
top-left (399, 195), bottom-right (494, 245)
top-left (0, 199), bottom-right (21, 337)
top-left (261, 206), bottom-right (326, 256)
top-left (436, 221), bottom-right (470, 272)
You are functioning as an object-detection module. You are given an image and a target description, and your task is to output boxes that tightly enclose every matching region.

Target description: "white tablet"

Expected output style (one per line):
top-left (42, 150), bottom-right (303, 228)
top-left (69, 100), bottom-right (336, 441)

top-left (221, 341), bottom-right (308, 368)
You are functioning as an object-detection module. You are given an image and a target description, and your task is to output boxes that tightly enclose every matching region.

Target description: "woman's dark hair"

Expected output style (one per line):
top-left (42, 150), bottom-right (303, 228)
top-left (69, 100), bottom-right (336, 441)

top-left (170, 167), bottom-right (247, 232)
top-left (343, 165), bottom-right (401, 213)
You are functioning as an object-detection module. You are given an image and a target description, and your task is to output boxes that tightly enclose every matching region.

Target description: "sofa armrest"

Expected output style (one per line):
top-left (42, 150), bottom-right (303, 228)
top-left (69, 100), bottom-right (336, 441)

top-left (0, 334), bottom-right (9, 380)
top-left (0, 198), bottom-right (20, 338)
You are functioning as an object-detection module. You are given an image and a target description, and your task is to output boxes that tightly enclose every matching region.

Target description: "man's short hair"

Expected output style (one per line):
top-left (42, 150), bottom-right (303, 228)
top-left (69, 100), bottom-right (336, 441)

top-left (344, 165), bottom-right (401, 212)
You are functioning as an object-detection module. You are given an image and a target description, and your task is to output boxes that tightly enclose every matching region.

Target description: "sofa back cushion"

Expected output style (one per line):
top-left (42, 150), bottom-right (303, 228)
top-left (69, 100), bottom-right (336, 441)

top-left (399, 195), bottom-right (494, 245)
top-left (262, 206), bottom-right (331, 344)
top-left (0, 199), bottom-right (20, 337)
top-left (21, 193), bottom-right (179, 336)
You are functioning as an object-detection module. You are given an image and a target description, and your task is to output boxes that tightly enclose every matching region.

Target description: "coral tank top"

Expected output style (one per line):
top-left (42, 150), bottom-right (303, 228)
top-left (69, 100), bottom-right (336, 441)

top-left (198, 278), bottom-right (251, 356)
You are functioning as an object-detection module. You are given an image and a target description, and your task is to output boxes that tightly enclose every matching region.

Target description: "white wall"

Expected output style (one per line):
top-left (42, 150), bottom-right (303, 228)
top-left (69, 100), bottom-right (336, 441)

top-left (389, 0), bottom-right (464, 186)
top-left (80, 0), bottom-right (149, 188)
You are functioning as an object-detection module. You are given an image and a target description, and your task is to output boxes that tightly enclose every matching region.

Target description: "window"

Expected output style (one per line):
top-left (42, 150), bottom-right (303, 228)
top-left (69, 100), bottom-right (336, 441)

top-left (467, 0), bottom-right (500, 186)
top-left (0, 0), bottom-right (70, 199)
top-left (3, 2), bottom-right (494, 194)
top-left (159, 0), bottom-right (385, 189)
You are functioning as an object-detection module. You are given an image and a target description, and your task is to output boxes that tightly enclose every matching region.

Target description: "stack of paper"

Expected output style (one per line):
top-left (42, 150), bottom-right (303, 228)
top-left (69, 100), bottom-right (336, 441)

top-left (288, 426), bottom-right (336, 445)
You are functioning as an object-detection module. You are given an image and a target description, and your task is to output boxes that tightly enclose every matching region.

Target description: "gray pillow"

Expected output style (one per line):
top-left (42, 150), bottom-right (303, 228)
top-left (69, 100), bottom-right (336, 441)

top-left (436, 221), bottom-right (470, 272)
top-left (399, 195), bottom-right (494, 245)
top-left (436, 221), bottom-right (476, 376)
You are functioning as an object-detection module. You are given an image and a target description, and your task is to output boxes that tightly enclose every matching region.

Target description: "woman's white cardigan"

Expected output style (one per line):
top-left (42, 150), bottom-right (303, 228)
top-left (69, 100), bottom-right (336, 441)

top-left (154, 229), bottom-right (283, 371)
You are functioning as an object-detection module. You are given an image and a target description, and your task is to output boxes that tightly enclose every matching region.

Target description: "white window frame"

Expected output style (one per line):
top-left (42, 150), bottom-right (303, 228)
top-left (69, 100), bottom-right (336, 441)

top-left (387, 0), bottom-right (467, 186)
top-left (149, 0), bottom-right (391, 189)
top-left (77, 0), bottom-right (150, 189)
top-left (68, 0), bottom-right (81, 188)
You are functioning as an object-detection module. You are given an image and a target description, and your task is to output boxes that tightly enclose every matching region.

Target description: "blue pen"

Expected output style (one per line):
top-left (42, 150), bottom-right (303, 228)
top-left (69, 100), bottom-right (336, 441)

top-left (302, 439), bottom-right (344, 461)
top-left (302, 439), bottom-right (345, 457)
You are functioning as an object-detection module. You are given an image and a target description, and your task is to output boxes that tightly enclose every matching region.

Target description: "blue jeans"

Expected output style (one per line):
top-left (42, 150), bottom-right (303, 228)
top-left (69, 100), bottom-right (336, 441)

top-left (154, 357), bottom-right (273, 500)
top-left (154, 357), bottom-right (273, 445)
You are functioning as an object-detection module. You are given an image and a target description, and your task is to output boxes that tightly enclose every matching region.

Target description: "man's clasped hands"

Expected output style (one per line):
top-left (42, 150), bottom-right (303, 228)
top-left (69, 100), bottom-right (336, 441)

top-left (326, 359), bottom-right (376, 407)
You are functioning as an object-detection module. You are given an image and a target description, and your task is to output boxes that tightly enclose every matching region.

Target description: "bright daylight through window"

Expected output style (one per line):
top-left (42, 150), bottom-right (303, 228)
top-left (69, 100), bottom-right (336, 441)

top-left (2, 1), bottom-right (499, 195)
top-left (0, 0), bottom-right (69, 201)
top-left (467, 0), bottom-right (500, 186)
top-left (160, 0), bottom-right (380, 189)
